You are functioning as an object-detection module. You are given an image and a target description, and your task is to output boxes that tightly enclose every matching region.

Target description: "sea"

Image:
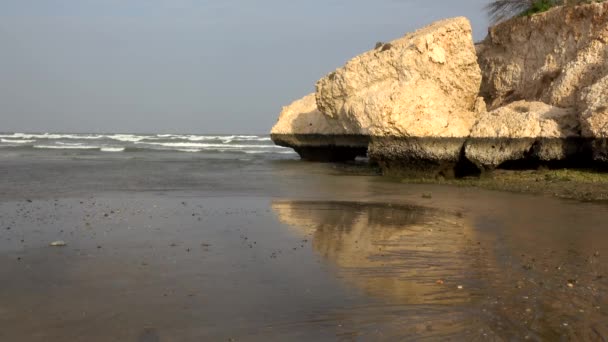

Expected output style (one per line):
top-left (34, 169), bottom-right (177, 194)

top-left (0, 132), bottom-right (295, 157)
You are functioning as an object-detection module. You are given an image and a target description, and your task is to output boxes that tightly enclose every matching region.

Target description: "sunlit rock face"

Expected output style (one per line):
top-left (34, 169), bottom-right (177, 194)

top-left (478, 2), bottom-right (608, 110)
top-left (477, 2), bottom-right (608, 163)
top-left (270, 93), bottom-right (369, 162)
top-left (316, 17), bottom-right (482, 176)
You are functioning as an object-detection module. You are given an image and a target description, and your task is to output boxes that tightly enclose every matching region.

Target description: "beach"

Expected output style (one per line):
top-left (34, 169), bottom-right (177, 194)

top-left (0, 134), bottom-right (607, 341)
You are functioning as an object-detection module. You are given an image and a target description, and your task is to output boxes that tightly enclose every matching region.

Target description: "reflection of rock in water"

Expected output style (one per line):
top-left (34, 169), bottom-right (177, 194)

top-left (274, 201), bottom-right (474, 304)
top-left (272, 200), bottom-right (608, 340)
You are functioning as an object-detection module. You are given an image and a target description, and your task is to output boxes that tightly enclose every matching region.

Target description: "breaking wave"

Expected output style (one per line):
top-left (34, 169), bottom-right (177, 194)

top-left (0, 133), bottom-right (294, 157)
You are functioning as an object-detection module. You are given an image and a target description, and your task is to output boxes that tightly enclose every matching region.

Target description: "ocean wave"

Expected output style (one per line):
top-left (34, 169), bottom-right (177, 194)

top-left (176, 148), bottom-right (202, 153)
top-left (150, 135), bottom-right (272, 143)
top-left (34, 145), bottom-right (100, 150)
top-left (101, 147), bottom-right (125, 152)
top-left (0, 133), bottom-right (272, 143)
top-left (2, 133), bottom-right (103, 140)
top-left (244, 150), bottom-right (297, 154)
top-left (1, 139), bottom-right (35, 144)
top-left (0, 133), bottom-right (291, 156)
top-left (136, 141), bottom-right (283, 149)
top-left (56, 142), bottom-right (85, 146)
top-left (106, 134), bottom-right (147, 142)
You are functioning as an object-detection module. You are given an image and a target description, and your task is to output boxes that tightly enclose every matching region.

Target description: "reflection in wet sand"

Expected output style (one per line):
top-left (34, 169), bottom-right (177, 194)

top-left (272, 200), bottom-right (608, 340)
top-left (273, 201), bottom-right (476, 304)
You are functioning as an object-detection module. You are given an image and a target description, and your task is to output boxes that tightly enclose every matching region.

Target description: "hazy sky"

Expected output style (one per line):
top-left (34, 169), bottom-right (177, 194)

top-left (0, 0), bottom-right (489, 134)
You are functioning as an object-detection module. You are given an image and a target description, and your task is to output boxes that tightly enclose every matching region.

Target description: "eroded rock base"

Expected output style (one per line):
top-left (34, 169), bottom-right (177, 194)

top-left (273, 134), bottom-right (606, 176)
top-left (370, 137), bottom-right (598, 179)
top-left (294, 146), bottom-right (368, 162)
top-left (369, 137), bottom-right (471, 178)
top-left (271, 134), bottom-right (369, 162)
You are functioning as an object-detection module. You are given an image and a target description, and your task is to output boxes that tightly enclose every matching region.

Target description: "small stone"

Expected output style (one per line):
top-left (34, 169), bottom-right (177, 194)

top-left (50, 240), bottom-right (67, 247)
top-left (457, 285), bottom-right (463, 290)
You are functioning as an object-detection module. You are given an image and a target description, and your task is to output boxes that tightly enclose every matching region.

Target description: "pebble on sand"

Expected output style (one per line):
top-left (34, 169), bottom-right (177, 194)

top-left (50, 240), bottom-right (67, 247)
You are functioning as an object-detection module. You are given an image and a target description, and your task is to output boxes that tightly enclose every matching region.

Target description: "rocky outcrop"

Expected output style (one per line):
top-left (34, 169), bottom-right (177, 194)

top-left (315, 17), bottom-right (482, 176)
top-left (477, 2), bottom-right (608, 163)
top-left (465, 101), bottom-right (582, 170)
top-left (270, 93), bottom-right (368, 161)
top-left (271, 5), bottom-right (608, 175)
top-left (478, 2), bottom-right (608, 110)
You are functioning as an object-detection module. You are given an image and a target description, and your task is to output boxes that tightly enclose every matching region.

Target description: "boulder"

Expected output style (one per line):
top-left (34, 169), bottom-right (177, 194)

top-left (465, 101), bottom-right (581, 170)
top-left (270, 93), bottom-right (368, 161)
top-left (478, 2), bottom-right (608, 110)
top-left (315, 17), bottom-right (482, 177)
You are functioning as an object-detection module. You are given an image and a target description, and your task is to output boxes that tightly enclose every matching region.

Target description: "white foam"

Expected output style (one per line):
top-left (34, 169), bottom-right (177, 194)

top-left (5, 133), bottom-right (103, 140)
top-left (244, 150), bottom-right (297, 154)
top-left (1, 139), bottom-right (35, 144)
top-left (107, 134), bottom-right (146, 142)
top-left (34, 145), bottom-right (99, 150)
top-left (56, 142), bottom-right (85, 146)
top-left (101, 147), bottom-right (125, 152)
top-left (136, 141), bottom-right (272, 149)
top-left (177, 148), bottom-right (202, 153)
top-left (164, 135), bottom-right (272, 143)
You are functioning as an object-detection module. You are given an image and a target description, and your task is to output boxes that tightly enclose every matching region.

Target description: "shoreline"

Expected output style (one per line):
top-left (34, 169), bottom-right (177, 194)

top-left (389, 168), bottom-right (608, 202)
top-left (332, 161), bottom-right (608, 201)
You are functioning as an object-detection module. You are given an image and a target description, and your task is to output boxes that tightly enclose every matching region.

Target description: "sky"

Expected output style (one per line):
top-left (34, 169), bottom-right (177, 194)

top-left (0, 0), bottom-right (489, 134)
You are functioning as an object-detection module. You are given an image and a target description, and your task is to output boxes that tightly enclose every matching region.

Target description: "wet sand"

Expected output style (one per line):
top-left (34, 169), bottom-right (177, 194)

top-left (0, 151), bottom-right (607, 340)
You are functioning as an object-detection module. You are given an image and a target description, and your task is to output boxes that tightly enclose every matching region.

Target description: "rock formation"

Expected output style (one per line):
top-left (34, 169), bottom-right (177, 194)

top-left (478, 2), bottom-right (608, 110)
top-left (271, 3), bottom-right (608, 176)
top-left (316, 17), bottom-right (482, 176)
top-left (270, 93), bottom-right (368, 161)
top-left (465, 101), bottom-right (581, 170)
top-left (477, 2), bottom-right (608, 163)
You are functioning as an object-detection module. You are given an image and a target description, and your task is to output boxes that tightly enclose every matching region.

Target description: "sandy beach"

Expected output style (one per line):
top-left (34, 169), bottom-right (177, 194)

top-left (0, 145), bottom-right (606, 341)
